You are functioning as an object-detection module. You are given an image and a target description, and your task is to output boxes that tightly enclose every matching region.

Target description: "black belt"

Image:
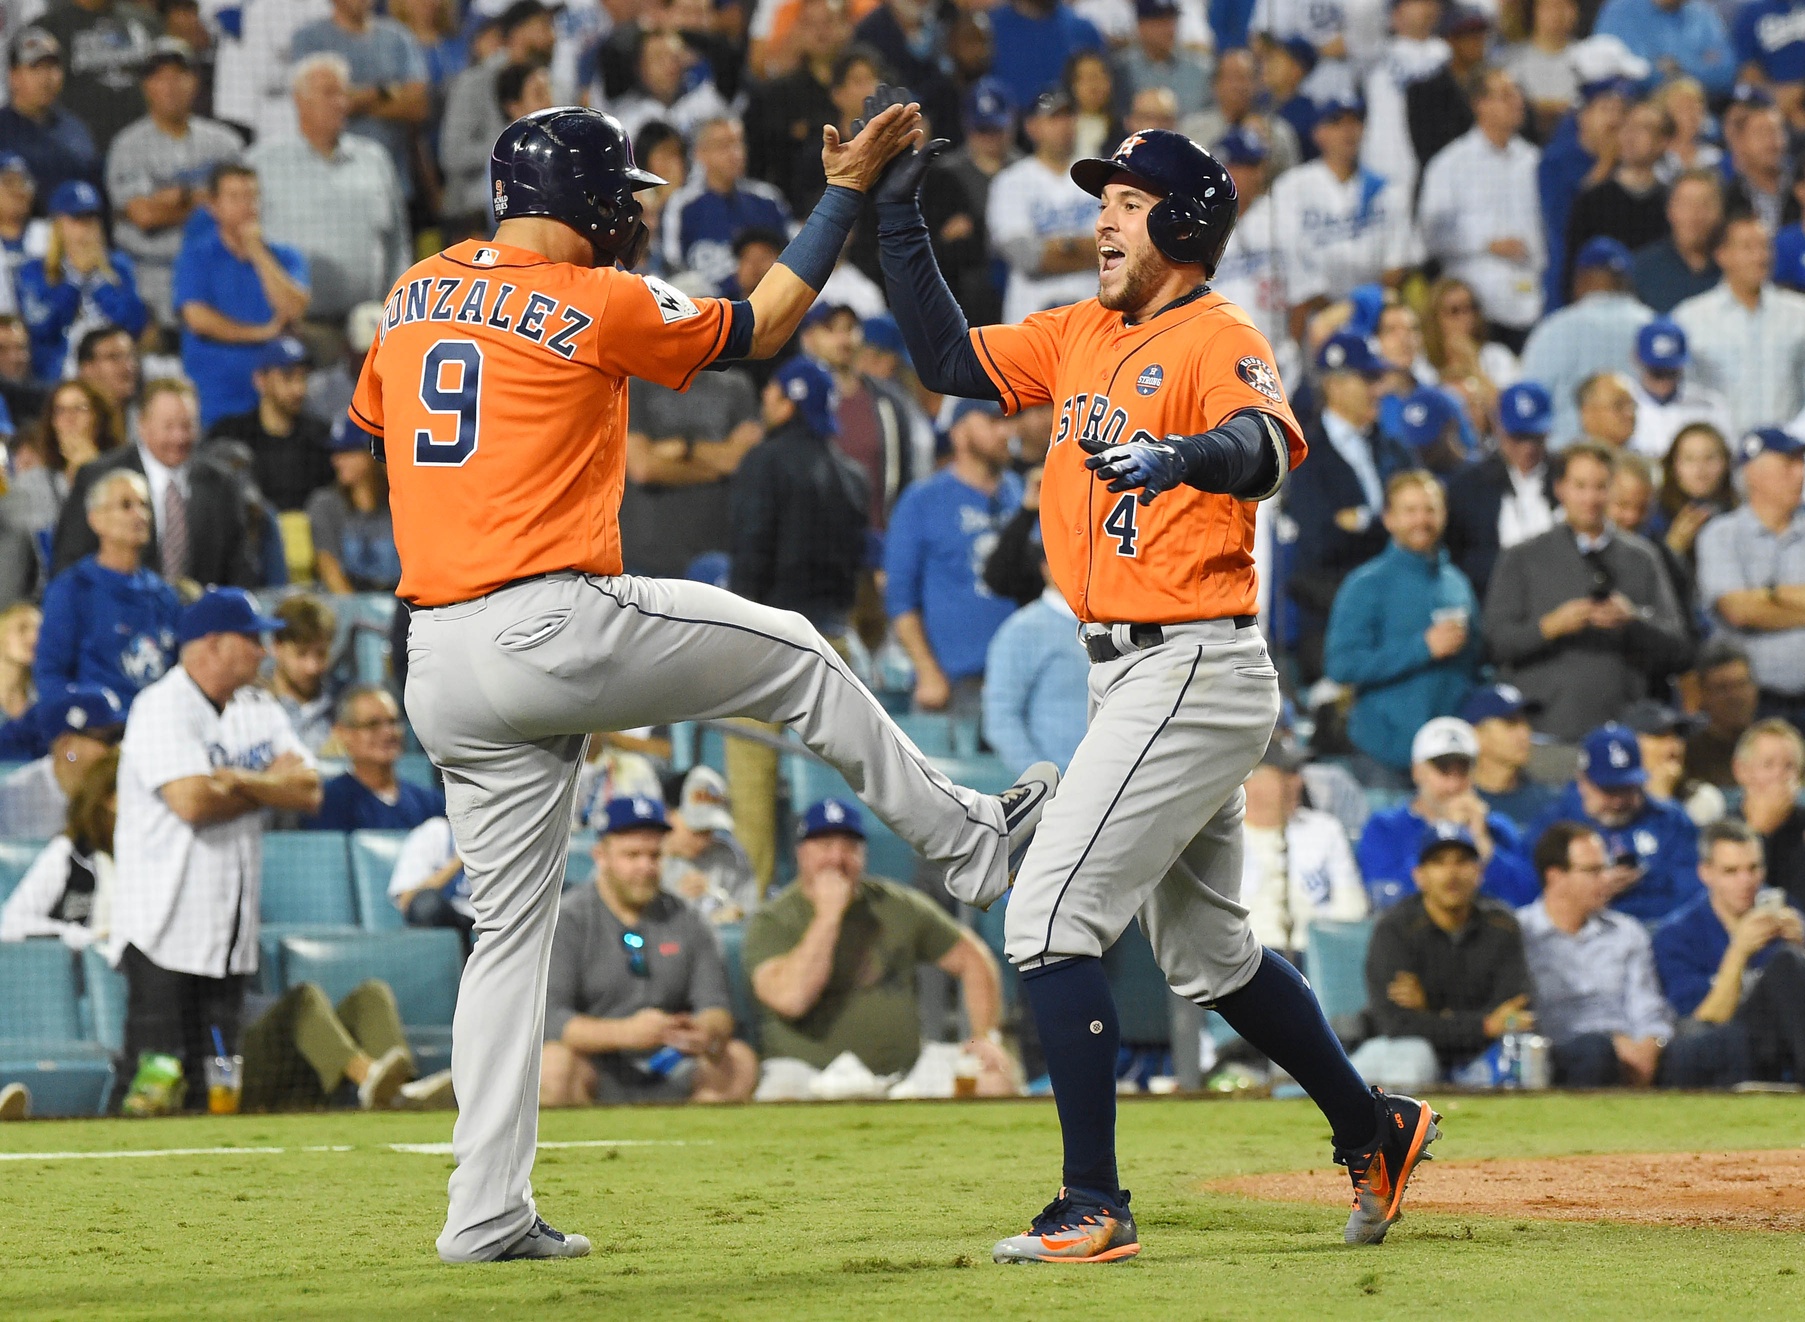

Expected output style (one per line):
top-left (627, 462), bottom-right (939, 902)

top-left (1082, 616), bottom-right (1256, 664)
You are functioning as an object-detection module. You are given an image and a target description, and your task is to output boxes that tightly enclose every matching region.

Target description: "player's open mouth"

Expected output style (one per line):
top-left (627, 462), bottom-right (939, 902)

top-left (1099, 244), bottom-right (1125, 274)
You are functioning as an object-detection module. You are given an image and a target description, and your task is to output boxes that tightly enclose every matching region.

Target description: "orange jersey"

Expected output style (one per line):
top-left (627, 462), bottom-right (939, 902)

top-left (973, 293), bottom-right (1306, 625)
top-left (349, 241), bottom-right (733, 606)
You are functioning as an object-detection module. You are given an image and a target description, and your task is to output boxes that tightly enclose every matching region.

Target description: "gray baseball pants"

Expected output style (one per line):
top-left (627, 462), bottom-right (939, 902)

top-left (405, 571), bottom-right (1007, 1262)
top-left (1003, 619), bottom-right (1279, 1000)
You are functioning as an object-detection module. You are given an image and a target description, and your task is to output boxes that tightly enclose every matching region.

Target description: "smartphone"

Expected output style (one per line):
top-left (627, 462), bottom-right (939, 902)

top-left (1431, 606), bottom-right (1469, 627)
top-left (1754, 887), bottom-right (1789, 913)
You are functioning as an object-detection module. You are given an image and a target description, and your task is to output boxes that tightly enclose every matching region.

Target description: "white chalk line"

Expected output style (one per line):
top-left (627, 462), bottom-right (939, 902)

top-left (0, 1139), bottom-right (703, 1163)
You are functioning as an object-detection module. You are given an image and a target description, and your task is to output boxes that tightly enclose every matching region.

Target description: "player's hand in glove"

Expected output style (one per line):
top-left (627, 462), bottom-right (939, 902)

top-left (856, 84), bottom-right (950, 208)
top-left (1084, 432), bottom-right (1190, 505)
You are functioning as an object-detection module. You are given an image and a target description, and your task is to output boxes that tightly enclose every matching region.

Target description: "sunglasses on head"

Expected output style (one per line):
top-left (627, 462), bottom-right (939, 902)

top-left (622, 929), bottom-right (648, 978)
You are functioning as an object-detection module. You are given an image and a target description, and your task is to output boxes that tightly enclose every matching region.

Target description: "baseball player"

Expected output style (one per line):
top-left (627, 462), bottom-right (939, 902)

top-left (866, 95), bottom-right (1441, 1262)
top-left (346, 105), bottom-right (1057, 1264)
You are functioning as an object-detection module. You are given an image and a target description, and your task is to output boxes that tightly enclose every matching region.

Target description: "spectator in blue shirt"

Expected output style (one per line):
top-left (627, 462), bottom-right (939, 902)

top-left (304, 684), bottom-right (445, 832)
top-left (884, 398), bottom-right (1023, 721)
top-left (987, 0), bottom-right (1104, 110)
top-left (1650, 818), bottom-right (1805, 1086)
top-left (1463, 684), bottom-right (1560, 832)
top-left (16, 182), bottom-right (149, 383)
top-left (1595, 0), bottom-right (1737, 97)
top-left (175, 162), bottom-right (312, 429)
top-left (0, 29), bottom-right (100, 204)
top-left (982, 534), bottom-right (1087, 774)
top-left (661, 117), bottom-right (793, 294)
top-left (1357, 716), bottom-right (1539, 911)
top-left (1325, 470), bottom-right (1481, 778)
top-left (1531, 722), bottom-right (1702, 925)
top-left (1734, 0), bottom-right (1805, 98)
top-left (34, 470), bottom-right (179, 706)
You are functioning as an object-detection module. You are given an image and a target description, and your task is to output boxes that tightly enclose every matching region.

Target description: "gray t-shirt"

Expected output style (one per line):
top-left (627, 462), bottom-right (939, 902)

top-left (289, 16), bottom-right (429, 197)
top-left (661, 834), bottom-right (757, 920)
top-left (543, 884), bottom-right (731, 1044)
top-left (105, 115), bottom-right (244, 272)
top-left (618, 370), bottom-right (757, 578)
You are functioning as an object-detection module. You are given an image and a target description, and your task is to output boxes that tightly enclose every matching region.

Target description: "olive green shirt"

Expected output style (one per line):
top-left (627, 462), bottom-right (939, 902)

top-left (742, 877), bottom-right (964, 1076)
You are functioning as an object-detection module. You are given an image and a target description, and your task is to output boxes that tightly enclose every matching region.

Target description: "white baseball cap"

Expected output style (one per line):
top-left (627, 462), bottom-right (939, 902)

top-left (1411, 716), bottom-right (1479, 764)
top-left (679, 765), bottom-right (735, 834)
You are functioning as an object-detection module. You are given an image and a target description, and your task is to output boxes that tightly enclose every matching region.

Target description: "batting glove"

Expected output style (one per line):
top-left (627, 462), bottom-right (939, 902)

top-left (854, 84), bottom-right (947, 210)
top-left (1084, 432), bottom-right (1190, 505)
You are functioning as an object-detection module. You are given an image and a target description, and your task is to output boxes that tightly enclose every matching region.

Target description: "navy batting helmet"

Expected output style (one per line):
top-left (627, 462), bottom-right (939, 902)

top-left (1070, 129), bottom-right (1237, 275)
top-left (490, 107), bottom-right (665, 268)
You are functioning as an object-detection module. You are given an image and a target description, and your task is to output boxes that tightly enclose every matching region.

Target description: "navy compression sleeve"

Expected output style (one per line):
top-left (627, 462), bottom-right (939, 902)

top-left (874, 201), bottom-right (1000, 402)
top-left (1168, 410), bottom-right (1289, 501)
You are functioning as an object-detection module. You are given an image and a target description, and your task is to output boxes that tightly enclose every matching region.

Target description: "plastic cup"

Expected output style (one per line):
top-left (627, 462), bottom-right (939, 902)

top-left (204, 1054), bottom-right (243, 1115)
top-left (952, 1051), bottom-right (980, 1099)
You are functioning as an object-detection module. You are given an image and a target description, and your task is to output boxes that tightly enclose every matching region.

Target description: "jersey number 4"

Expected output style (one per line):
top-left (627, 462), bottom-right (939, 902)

top-left (1104, 493), bottom-right (1139, 557)
top-left (415, 341), bottom-right (483, 467)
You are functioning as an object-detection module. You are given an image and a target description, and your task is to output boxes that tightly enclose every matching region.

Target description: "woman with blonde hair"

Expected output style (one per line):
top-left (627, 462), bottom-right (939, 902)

top-left (1655, 77), bottom-right (1722, 182)
top-left (0, 600), bottom-right (39, 720)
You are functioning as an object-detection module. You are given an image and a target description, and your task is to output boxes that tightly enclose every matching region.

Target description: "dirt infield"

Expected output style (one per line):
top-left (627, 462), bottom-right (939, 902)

top-left (1213, 1149), bottom-right (1805, 1231)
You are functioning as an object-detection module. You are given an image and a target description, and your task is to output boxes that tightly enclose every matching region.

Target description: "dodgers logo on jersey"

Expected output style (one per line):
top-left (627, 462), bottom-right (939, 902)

top-left (1135, 364), bottom-right (1164, 396)
top-left (1236, 355), bottom-right (1282, 402)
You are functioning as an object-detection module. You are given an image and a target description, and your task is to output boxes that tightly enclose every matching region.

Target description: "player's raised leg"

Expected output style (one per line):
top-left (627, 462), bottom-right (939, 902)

top-left (405, 616), bottom-right (590, 1263)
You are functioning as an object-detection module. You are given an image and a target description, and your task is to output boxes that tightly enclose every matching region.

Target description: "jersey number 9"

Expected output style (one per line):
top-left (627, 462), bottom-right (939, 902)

top-left (415, 341), bottom-right (484, 467)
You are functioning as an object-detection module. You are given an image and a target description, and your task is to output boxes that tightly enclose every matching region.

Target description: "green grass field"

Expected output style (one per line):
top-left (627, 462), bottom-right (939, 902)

top-left (4, 1093), bottom-right (1803, 1321)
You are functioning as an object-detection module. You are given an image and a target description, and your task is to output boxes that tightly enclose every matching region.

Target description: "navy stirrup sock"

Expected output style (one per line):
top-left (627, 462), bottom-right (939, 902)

top-left (1021, 956), bottom-right (1121, 1200)
top-left (1210, 949), bottom-right (1377, 1150)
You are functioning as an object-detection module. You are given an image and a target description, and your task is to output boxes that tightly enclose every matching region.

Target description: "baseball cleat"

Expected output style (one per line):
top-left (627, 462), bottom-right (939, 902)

top-left (0, 1082), bottom-right (30, 1121)
top-left (495, 1217), bottom-right (591, 1261)
top-left (1334, 1086), bottom-right (1441, 1245)
top-left (992, 1187), bottom-right (1140, 1264)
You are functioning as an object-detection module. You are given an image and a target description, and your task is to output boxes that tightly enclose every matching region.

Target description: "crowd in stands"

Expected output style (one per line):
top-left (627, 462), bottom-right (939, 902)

top-left (3, 0), bottom-right (1805, 1119)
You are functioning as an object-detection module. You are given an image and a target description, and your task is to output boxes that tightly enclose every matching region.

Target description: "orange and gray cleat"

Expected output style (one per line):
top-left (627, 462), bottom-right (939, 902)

top-left (1335, 1087), bottom-right (1442, 1245)
top-left (992, 1187), bottom-right (1141, 1264)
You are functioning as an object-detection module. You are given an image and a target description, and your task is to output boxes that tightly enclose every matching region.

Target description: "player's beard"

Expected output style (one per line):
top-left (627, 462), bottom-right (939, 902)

top-left (1096, 240), bottom-right (1164, 313)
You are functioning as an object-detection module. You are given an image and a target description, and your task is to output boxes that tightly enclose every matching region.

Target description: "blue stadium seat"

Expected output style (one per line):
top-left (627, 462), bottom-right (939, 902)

top-left (353, 627), bottom-right (388, 685)
top-left (259, 831), bottom-right (361, 991)
top-left (348, 830), bottom-right (409, 931)
top-left (893, 712), bottom-right (955, 756)
top-left (396, 753), bottom-right (439, 790)
top-left (785, 755), bottom-right (858, 813)
top-left (0, 837), bottom-right (47, 908)
top-left (1304, 917), bottom-right (1376, 1026)
top-left (713, 921), bottom-right (758, 1049)
top-left (863, 818), bottom-right (917, 883)
top-left (277, 929), bottom-right (464, 1073)
top-left (80, 945), bottom-right (128, 1054)
top-left (1103, 921), bottom-right (1171, 1046)
top-left (0, 941), bottom-right (115, 1116)
top-left (565, 832), bottom-right (597, 886)
top-left (931, 754), bottom-right (1015, 796)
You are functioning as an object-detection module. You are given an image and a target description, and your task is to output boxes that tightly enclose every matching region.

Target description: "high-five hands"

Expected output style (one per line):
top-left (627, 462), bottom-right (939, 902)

top-left (854, 83), bottom-right (950, 207)
top-left (822, 89), bottom-right (924, 192)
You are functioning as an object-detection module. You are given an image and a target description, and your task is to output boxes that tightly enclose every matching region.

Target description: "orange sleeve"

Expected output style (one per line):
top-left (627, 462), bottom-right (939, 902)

top-left (969, 305), bottom-right (1071, 416)
top-left (1197, 321), bottom-right (1307, 470)
top-left (348, 337), bottom-right (384, 438)
top-left (592, 271), bottom-right (732, 391)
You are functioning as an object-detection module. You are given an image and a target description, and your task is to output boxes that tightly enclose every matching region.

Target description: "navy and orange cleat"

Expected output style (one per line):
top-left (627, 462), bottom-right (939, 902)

top-left (992, 1187), bottom-right (1140, 1264)
top-left (1334, 1086), bottom-right (1442, 1245)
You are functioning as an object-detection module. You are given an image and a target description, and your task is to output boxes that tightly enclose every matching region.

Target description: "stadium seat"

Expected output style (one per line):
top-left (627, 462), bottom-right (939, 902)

top-left (1103, 921), bottom-right (1171, 1047)
top-left (565, 832), bottom-right (597, 886)
top-left (0, 837), bottom-right (47, 908)
top-left (259, 832), bottom-right (361, 992)
top-left (1304, 917), bottom-right (1376, 1030)
top-left (931, 754), bottom-right (1015, 796)
top-left (863, 817), bottom-right (917, 883)
top-left (277, 929), bottom-right (464, 1074)
top-left (785, 755), bottom-right (858, 812)
top-left (348, 830), bottom-right (409, 931)
top-left (713, 921), bottom-right (758, 1049)
top-left (0, 941), bottom-right (114, 1116)
top-left (396, 753), bottom-right (439, 790)
top-left (893, 712), bottom-right (955, 756)
top-left (79, 945), bottom-right (128, 1055)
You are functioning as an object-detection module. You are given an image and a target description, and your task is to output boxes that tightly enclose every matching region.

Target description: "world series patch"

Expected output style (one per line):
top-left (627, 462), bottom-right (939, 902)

top-left (1236, 356), bottom-right (1282, 402)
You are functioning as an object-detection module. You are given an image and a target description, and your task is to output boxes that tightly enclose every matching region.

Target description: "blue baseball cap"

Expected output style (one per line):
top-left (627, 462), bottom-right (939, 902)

top-left (1216, 125), bottom-right (1268, 167)
top-left (948, 396), bottom-right (1003, 430)
top-left (328, 415), bottom-right (370, 452)
top-left (1460, 682), bottom-right (1534, 725)
top-left (257, 335), bottom-right (309, 372)
top-left (1417, 820), bottom-right (1481, 863)
top-left (0, 152), bottom-right (31, 183)
top-left (176, 587), bottom-right (285, 646)
top-left (1498, 381), bottom-right (1553, 438)
top-left (1573, 236), bottom-right (1632, 276)
top-left (36, 684), bottom-right (125, 744)
top-left (1579, 722), bottom-right (1646, 789)
top-left (1397, 386), bottom-right (1460, 450)
top-left (1316, 330), bottom-right (1386, 376)
top-left (797, 797), bottom-right (865, 842)
top-left (1315, 93), bottom-right (1366, 121)
top-left (965, 77), bottom-right (1015, 133)
top-left (1636, 319), bottom-right (1688, 371)
top-left (773, 354), bottom-right (839, 437)
top-left (598, 794), bottom-right (670, 835)
top-left (1136, 0), bottom-right (1180, 17)
top-left (800, 299), bottom-right (853, 330)
top-left (1736, 427), bottom-right (1805, 465)
top-left (48, 180), bottom-right (103, 217)
top-left (1279, 35), bottom-right (1319, 74)
top-left (861, 312), bottom-right (910, 366)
